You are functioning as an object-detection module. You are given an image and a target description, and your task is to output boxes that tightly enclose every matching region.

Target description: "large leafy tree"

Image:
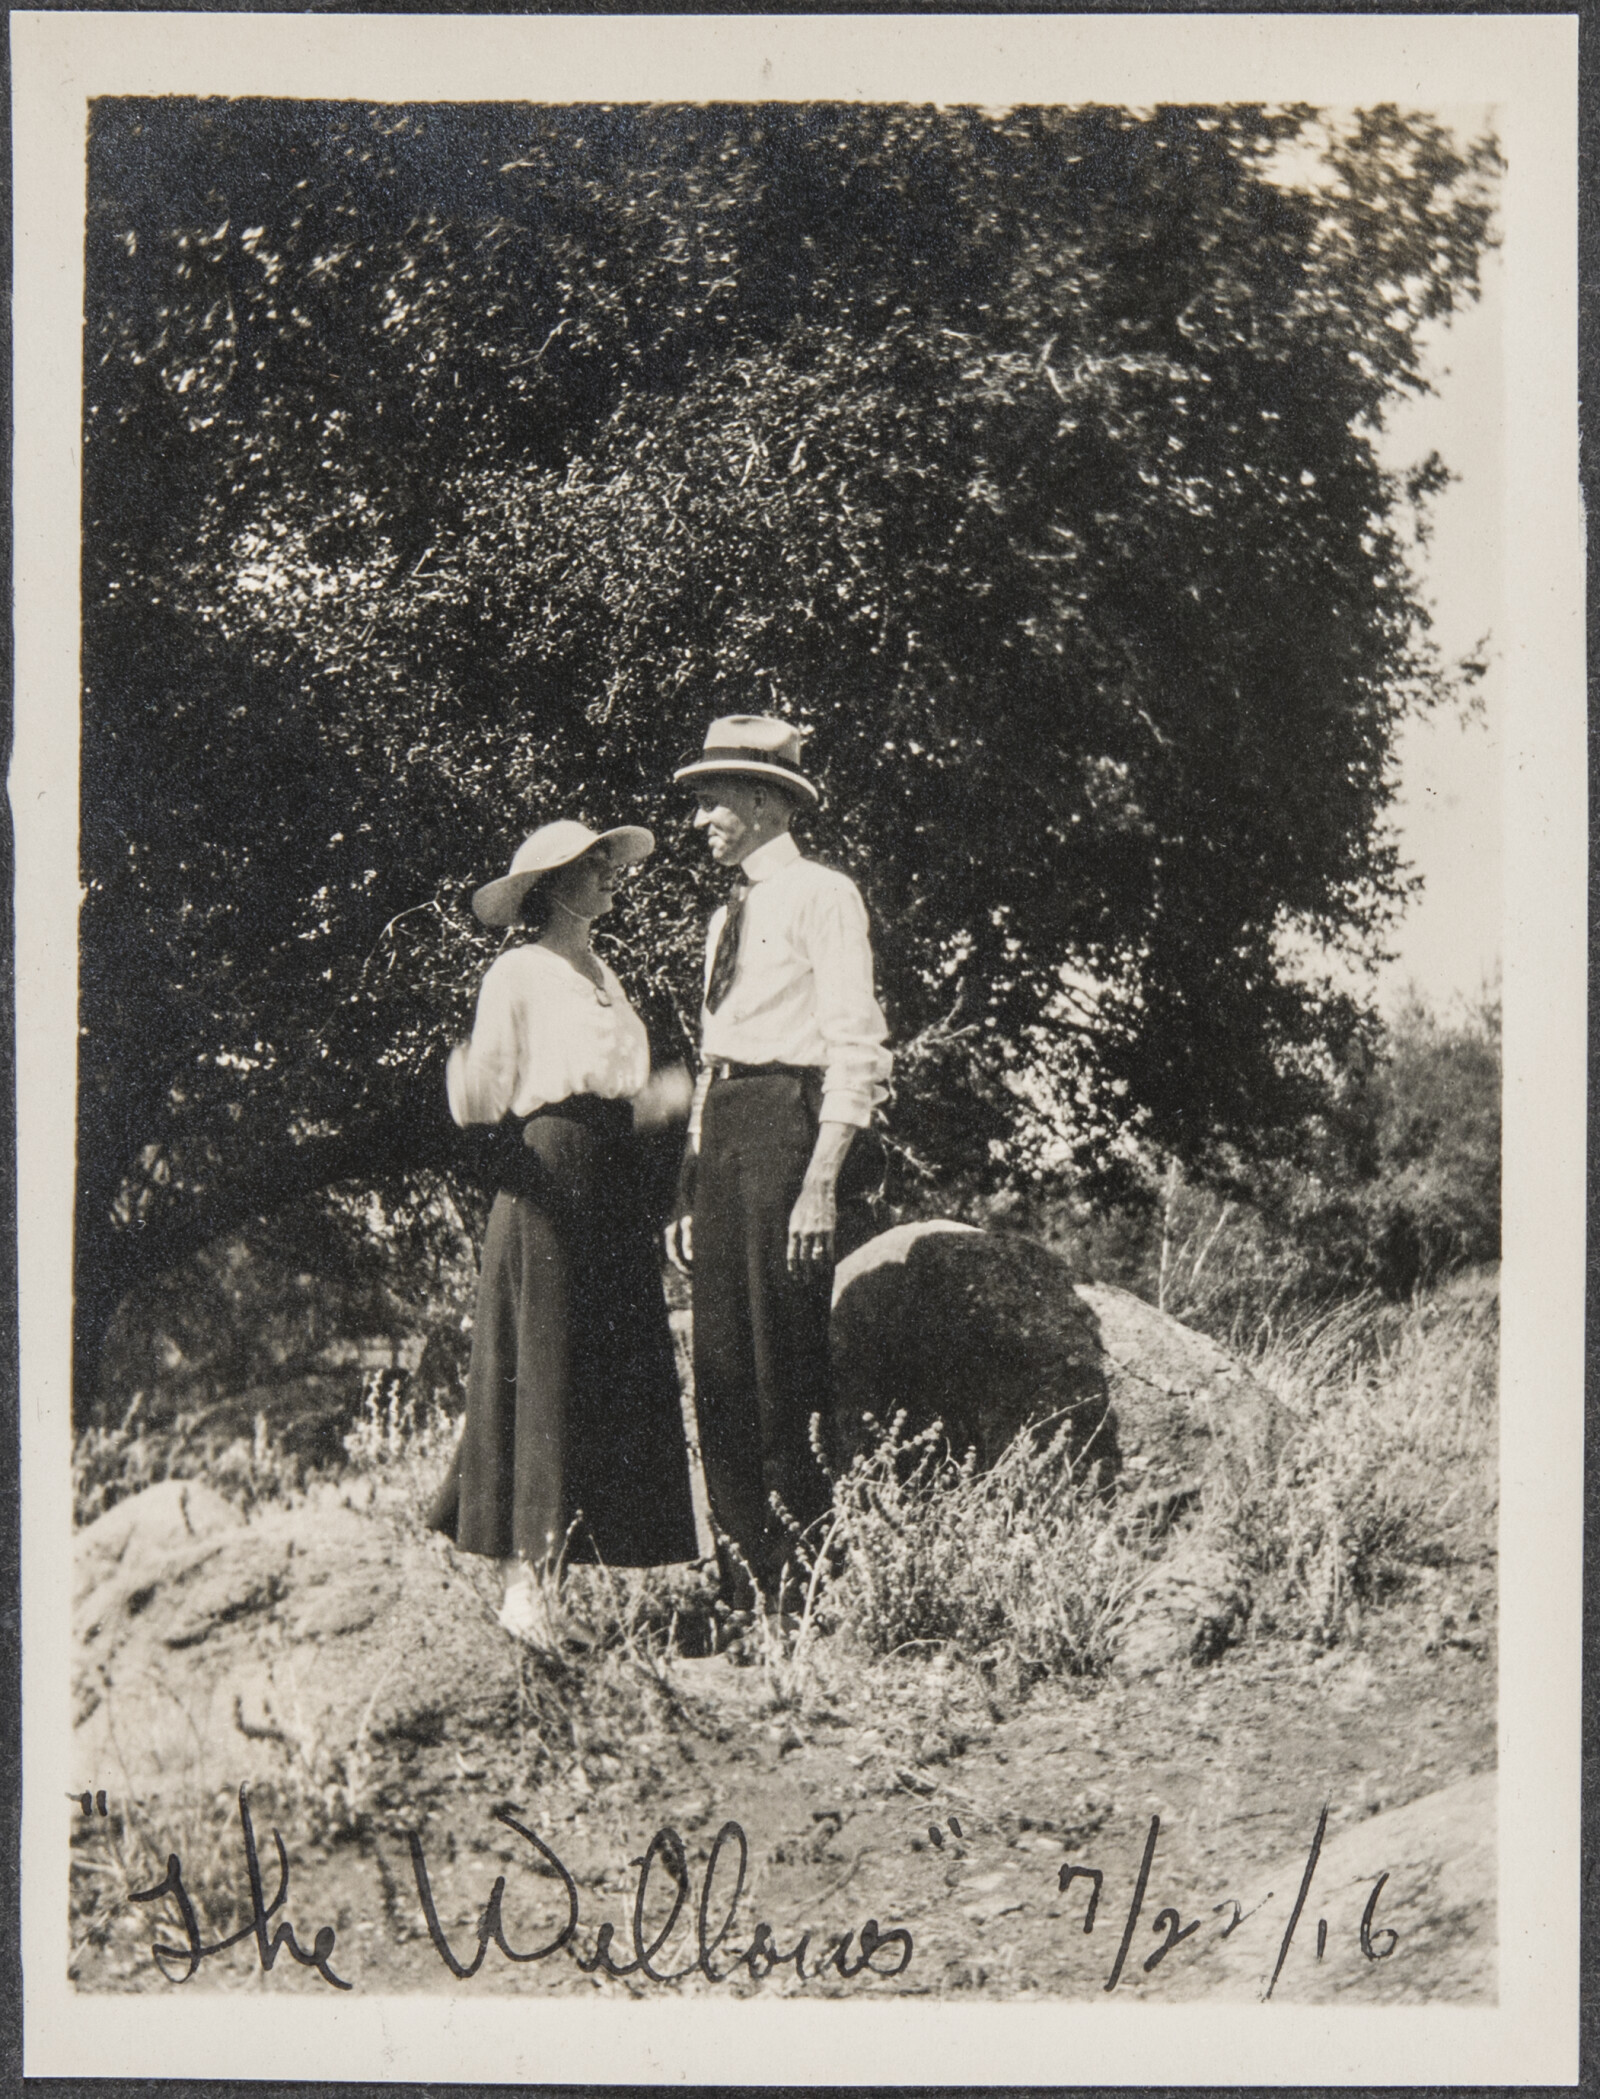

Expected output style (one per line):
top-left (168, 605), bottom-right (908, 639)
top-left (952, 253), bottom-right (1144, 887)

top-left (79, 99), bottom-right (1497, 1405)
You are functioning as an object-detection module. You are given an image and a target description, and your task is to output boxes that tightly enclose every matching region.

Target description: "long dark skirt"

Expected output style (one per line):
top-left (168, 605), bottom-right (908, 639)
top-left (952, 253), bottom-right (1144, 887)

top-left (428, 1096), bottom-right (699, 1567)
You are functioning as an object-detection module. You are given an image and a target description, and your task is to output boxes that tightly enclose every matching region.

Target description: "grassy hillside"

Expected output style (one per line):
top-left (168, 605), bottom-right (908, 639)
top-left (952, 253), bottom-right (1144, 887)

top-left (71, 1269), bottom-right (1496, 2000)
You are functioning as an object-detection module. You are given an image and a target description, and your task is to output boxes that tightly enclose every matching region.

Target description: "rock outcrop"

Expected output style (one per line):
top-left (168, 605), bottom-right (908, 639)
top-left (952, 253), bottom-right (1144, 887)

top-left (72, 1477), bottom-right (515, 1793)
top-left (1075, 1280), bottom-right (1285, 1508)
top-left (1117, 1537), bottom-right (1255, 1675)
top-left (1165, 1769), bottom-right (1497, 2002)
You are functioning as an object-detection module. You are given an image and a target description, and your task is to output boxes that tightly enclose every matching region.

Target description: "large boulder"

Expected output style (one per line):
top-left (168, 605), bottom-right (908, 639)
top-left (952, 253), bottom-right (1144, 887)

top-left (828, 1222), bottom-right (1116, 1478)
top-left (829, 1221), bottom-right (1286, 1506)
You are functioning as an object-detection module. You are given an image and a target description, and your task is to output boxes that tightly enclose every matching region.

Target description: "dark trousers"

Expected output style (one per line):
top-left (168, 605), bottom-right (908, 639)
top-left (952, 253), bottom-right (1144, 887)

top-left (692, 1070), bottom-right (873, 1596)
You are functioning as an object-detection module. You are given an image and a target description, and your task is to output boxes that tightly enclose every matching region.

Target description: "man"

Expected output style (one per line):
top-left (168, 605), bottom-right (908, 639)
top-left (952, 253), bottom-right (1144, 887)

top-left (667, 715), bottom-right (891, 1604)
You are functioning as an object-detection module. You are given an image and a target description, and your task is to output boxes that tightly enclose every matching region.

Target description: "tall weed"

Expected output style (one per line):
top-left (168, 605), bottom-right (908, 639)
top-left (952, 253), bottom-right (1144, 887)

top-left (340, 1367), bottom-right (461, 1524)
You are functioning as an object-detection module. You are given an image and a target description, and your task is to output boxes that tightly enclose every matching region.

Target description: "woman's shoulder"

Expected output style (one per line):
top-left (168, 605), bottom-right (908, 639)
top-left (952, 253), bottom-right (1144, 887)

top-left (484, 940), bottom-right (565, 978)
top-left (476, 941), bottom-right (526, 981)
top-left (477, 941), bottom-right (570, 1004)
top-left (484, 940), bottom-right (636, 999)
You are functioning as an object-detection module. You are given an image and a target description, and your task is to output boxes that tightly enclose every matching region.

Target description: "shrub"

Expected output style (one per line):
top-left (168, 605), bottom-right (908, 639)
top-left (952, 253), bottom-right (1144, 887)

top-left (73, 1399), bottom-right (306, 1527)
top-left (76, 1175), bottom-right (479, 1525)
top-left (1351, 990), bottom-right (1501, 1295)
top-left (1013, 989), bottom-right (1501, 1343)
top-left (88, 1172), bottom-right (481, 1443)
top-left (73, 1361), bottom-right (463, 1530)
top-left (788, 1268), bottom-right (1495, 1686)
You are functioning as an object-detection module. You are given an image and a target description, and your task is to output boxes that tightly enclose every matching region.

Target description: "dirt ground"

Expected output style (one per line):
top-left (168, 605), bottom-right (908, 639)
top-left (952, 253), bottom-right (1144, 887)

top-left (70, 1471), bottom-right (1496, 2004)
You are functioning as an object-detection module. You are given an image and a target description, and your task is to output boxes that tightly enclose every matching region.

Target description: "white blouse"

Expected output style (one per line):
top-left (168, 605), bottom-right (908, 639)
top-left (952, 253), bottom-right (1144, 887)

top-left (446, 943), bottom-right (651, 1127)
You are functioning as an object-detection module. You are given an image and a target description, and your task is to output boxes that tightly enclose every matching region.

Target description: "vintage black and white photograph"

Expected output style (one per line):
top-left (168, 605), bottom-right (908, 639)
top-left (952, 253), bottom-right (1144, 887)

top-left (14, 11), bottom-right (1582, 2085)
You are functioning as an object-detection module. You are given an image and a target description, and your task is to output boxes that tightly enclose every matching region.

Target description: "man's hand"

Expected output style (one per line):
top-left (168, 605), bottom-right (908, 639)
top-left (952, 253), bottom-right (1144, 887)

top-left (664, 1211), bottom-right (694, 1272)
top-left (787, 1120), bottom-right (856, 1279)
top-left (787, 1173), bottom-right (838, 1279)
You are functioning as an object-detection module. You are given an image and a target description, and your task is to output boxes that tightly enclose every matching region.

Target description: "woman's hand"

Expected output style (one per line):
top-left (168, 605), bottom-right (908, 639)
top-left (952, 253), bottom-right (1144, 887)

top-left (632, 1062), bottom-right (694, 1135)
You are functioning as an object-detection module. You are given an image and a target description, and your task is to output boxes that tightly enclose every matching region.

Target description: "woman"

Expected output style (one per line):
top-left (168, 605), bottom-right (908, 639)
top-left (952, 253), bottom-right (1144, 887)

top-left (427, 818), bottom-right (700, 1644)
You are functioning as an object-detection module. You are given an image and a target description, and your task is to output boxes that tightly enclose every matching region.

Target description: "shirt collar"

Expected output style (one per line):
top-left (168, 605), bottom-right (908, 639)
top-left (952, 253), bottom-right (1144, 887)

top-left (739, 830), bottom-right (802, 885)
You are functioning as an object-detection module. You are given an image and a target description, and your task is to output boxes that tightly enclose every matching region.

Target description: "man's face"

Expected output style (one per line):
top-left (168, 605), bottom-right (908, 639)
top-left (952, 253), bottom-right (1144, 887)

top-left (693, 778), bottom-right (767, 866)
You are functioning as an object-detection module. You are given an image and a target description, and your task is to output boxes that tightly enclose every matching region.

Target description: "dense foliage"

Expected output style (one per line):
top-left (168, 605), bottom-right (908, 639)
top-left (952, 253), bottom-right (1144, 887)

top-left (1030, 988), bottom-right (1502, 1333)
top-left (80, 99), bottom-right (1497, 1399)
top-left (1302, 987), bottom-right (1501, 1299)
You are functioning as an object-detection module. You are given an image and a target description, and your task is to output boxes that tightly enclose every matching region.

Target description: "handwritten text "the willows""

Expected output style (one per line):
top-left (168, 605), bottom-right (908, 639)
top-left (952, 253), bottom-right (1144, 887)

top-left (130, 1788), bottom-right (913, 1990)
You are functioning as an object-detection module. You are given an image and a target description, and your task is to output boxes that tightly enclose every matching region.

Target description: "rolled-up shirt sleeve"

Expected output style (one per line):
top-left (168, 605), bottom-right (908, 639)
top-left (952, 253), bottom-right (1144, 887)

top-left (685, 905), bottom-right (725, 1149)
top-left (447, 958), bottom-right (524, 1127)
top-left (803, 879), bottom-right (892, 1127)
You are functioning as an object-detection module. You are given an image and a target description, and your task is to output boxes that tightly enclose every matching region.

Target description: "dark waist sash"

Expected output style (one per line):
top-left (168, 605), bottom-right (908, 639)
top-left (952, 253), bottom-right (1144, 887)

top-left (523, 1093), bottom-right (632, 1137)
top-left (477, 1092), bottom-right (633, 1203)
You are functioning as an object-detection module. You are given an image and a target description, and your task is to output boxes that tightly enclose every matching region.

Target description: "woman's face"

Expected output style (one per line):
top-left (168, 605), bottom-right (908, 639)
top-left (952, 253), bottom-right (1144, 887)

top-left (546, 844), bottom-right (618, 922)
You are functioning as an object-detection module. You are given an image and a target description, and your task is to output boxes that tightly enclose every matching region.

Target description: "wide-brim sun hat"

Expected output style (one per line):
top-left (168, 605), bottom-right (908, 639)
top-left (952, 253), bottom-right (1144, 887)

top-left (672, 713), bottom-right (820, 806)
top-left (471, 819), bottom-right (654, 928)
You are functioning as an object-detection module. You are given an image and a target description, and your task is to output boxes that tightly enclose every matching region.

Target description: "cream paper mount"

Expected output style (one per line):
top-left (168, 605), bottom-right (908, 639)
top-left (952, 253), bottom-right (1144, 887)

top-left (12, 9), bottom-right (1583, 2086)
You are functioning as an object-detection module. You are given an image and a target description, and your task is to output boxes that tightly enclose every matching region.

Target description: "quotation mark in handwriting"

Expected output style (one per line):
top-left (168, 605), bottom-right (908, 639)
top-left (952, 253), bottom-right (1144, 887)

top-left (74, 1790), bottom-right (110, 1817)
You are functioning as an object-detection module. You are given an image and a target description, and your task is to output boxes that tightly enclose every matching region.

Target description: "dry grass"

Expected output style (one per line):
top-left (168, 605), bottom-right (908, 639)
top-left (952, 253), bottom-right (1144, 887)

top-left (76, 1263), bottom-right (1496, 1756)
top-left (71, 1267), bottom-right (1497, 1990)
top-left (78, 1271), bottom-right (1497, 1686)
top-left (765, 1270), bottom-right (1496, 1694)
top-left (75, 1365), bottom-right (464, 1532)
top-left (1206, 1272), bottom-right (1498, 1645)
top-left (69, 1775), bottom-right (309, 1983)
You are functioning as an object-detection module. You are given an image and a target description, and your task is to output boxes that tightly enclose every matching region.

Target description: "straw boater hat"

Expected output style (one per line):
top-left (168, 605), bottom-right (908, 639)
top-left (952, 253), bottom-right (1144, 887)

top-left (471, 819), bottom-right (654, 928)
top-left (672, 715), bottom-right (820, 806)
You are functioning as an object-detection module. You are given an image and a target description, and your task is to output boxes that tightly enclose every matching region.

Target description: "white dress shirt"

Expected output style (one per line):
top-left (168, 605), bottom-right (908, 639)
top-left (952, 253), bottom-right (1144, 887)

top-left (447, 943), bottom-right (650, 1126)
top-left (693, 830), bottom-right (891, 1133)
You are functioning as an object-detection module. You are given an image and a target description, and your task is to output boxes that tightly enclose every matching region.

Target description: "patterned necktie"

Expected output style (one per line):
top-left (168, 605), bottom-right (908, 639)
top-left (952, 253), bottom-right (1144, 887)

top-left (705, 878), bottom-right (749, 1013)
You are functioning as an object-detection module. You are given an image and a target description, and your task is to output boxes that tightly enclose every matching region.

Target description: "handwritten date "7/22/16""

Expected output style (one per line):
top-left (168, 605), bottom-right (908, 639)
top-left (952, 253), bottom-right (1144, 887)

top-left (123, 1787), bottom-right (1398, 1993)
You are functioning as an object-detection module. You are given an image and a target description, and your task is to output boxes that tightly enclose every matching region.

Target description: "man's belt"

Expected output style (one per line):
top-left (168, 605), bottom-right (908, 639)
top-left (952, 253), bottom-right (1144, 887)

top-left (705, 1059), bottom-right (822, 1083)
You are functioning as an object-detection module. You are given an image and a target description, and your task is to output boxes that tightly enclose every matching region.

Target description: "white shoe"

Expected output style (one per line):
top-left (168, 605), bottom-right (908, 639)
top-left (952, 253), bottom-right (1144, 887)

top-left (498, 1579), bottom-right (562, 1651)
